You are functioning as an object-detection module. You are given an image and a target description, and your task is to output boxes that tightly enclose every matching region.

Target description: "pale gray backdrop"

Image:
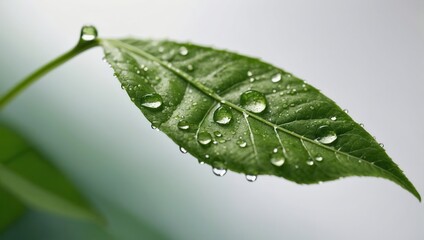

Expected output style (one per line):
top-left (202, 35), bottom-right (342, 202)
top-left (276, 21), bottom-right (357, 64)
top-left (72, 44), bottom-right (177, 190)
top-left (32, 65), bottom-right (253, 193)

top-left (0, 0), bottom-right (423, 239)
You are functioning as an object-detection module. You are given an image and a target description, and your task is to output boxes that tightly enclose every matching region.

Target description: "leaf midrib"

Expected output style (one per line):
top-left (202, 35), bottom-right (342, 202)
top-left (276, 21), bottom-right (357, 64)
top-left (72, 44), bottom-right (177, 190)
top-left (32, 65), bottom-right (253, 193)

top-left (102, 39), bottom-right (408, 186)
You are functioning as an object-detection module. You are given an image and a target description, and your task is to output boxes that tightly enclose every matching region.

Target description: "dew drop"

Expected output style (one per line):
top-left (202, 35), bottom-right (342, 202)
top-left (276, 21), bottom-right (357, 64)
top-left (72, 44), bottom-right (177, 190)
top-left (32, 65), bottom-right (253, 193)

top-left (236, 138), bottom-right (247, 148)
top-left (212, 168), bottom-right (227, 177)
top-left (179, 46), bottom-right (188, 56)
top-left (343, 109), bottom-right (349, 113)
top-left (330, 116), bottom-right (337, 121)
top-left (177, 120), bottom-right (190, 130)
top-left (205, 154), bottom-right (210, 159)
top-left (198, 131), bottom-right (212, 145)
top-left (140, 93), bottom-right (163, 109)
top-left (187, 64), bottom-right (194, 71)
top-left (315, 156), bottom-right (323, 162)
top-left (246, 175), bottom-right (257, 182)
top-left (247, 71), bottom-right (253, 77)
top-left (316, 125), bottom-right (337, 144)
top-left (306, 159), bottom-right (314, 166)
top-left (214, 131), bottom-right (223, 137)
top-left (213, 106), bottom-right (233, 125)
top-left (270, 153), bottom-right (285, 167)
top-left (179, 146), bottom-right (187, 154)
top-left (240, 90), bottom-right (268, 113)
top-left (80, 25), bottom-right (98, 41)
top-left (379, 143), bottom-right (384, 148)
top-left (271, 73), bottom-right (282, 83)
top-left (359, 123), bottom-right (364, 127)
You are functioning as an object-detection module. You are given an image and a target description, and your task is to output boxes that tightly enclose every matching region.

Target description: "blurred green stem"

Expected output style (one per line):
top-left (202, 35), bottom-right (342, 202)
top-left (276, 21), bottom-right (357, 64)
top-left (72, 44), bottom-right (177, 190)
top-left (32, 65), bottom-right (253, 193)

top-left (0, 40), bottom-right (99, 109)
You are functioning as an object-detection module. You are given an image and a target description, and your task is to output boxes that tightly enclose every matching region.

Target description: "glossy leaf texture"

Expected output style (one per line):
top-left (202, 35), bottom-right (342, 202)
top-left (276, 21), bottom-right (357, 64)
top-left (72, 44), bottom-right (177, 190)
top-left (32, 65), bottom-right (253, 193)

top-left (100, 39), bottom-right (420, 200)
top-left (0, 123), bottom-right (104, 228)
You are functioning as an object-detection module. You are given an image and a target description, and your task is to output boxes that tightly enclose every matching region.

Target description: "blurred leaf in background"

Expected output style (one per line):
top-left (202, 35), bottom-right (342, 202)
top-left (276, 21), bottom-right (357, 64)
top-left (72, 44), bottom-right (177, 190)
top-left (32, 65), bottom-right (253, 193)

top-left (0, 122), bottom-right (103, 233)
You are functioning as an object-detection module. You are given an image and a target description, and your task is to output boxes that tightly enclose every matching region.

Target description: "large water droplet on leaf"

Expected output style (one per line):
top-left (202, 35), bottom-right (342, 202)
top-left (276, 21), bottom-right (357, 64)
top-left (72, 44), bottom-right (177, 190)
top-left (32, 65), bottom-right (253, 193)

top-left (270, 153), bottom-right (285, 167)
top-left (240, 90), bottom-right (267, 113)
top-left (213, 105), bottom-right (233, 125)
top-left (316, 125), bottom-right (337, 144)
top-left (198, 131), bottom-right (212, 145)
top-left (178, 120), bottom-right (190, 130)
top-left (140, 93), bottom-right (163, 109)
top-left (179, 46), bottom-right (188, 56)
top-left (271, 73), bottom-right (282, 83)
top-left (236, 138), bottom-right (247, 148)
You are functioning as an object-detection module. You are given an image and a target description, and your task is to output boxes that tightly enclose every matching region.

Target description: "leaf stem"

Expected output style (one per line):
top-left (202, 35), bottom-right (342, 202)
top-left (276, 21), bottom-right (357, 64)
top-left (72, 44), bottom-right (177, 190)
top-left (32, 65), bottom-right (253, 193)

top-left (0, 40), bottom-right (99, 109)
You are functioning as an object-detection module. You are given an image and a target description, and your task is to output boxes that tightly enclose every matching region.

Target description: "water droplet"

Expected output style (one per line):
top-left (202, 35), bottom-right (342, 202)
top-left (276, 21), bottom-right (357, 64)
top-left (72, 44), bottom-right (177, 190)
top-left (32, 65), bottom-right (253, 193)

top-left (179, 46), bottom-right (188, 56)
top-left (271, 73), bottom-right (282, 83)
top-left (205, 154), bottom-right (210, 159)
top-left (270, 153), bottom-right (285, 167)
top-left (316, 125), bottom-right (337, 144)
top-left (306, 159), bottom-right (314, 166)
top-left (214, 131), bottom-right (222, 137)
top-left (177, 120), bottom-right (190, 130)
top-left (213, 106), bottom-right (233, 125)
top-left (246, 175), bottom-right (257, 182)
top-left (343, 109), bottom-right (349, 113)
top-left (140, 93), bottom-right (163, 109)
top-left (315, 156), bottom-right (323, 162)
top-left (240, 90), bottom-right (267, 113)
top-left (359, 123), bottom-right (364, 127)
top-left (330, 116), bottom-right (337, 121)
top-left (212, 168), bottom-right (227, 177)
top-left (158, 46), bottom-right (164, 53)
top-left (236, 138), bottom-right (247, 148)
top-left (379, 143), bottom-right (384, 148)
top-left (198, 131), bottom-right (212, 145)
top-left (187, 64), bottom-right (194, 71)
top-left (80, 26), bottom-right (98, 41)
top-left (247, 71), bottom-right (253, 77)
top-left (273, 148), bottom-right (278, 153)
top-left (179, 146), bottom-right (187, 154)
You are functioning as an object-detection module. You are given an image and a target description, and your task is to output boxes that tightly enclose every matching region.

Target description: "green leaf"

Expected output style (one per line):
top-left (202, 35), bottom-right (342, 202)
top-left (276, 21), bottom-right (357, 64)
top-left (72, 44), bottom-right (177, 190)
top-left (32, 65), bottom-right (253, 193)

top-left (0, 188), bottom-right (25, 232)
top-left (0, 123), bottom-right (104, 224)
top-left (100, 38), bottom-right (420, 201)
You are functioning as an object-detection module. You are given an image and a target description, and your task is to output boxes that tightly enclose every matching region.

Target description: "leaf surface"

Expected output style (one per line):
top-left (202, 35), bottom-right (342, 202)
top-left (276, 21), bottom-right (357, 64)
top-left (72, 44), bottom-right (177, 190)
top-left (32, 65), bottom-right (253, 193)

top-left (0, 123), bottom-right (104, 225)
top-left (100, 39), bottom-right (420, 200)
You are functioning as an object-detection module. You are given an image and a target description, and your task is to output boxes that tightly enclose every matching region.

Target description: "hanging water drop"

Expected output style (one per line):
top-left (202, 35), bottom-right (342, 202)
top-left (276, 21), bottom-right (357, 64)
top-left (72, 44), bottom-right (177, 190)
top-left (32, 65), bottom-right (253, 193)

top-left (179, 46), bottom-right (189, 56)
top-left (212, 168), bottom-right (227, 177)
top-left (246, 175), bottom-right (257, 182)
top-left (198, 131), bottom-right (212, 145)
top-left (271, 73), bottom-right (282, 83)
top-left (140, 93), bottom-right (163, 109)
top-left (80, 25), bottom-right (98, 41)
top-left (213, 105), bottom-right (233, 125)
top-left (177, 120), bottom-right (190, 130)
top-left (240, 90), bottom-right (268, 113)
top-left (316, 125), bottom-right (337, 144)
top-left (179, 146), bottom-right (187, 154)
